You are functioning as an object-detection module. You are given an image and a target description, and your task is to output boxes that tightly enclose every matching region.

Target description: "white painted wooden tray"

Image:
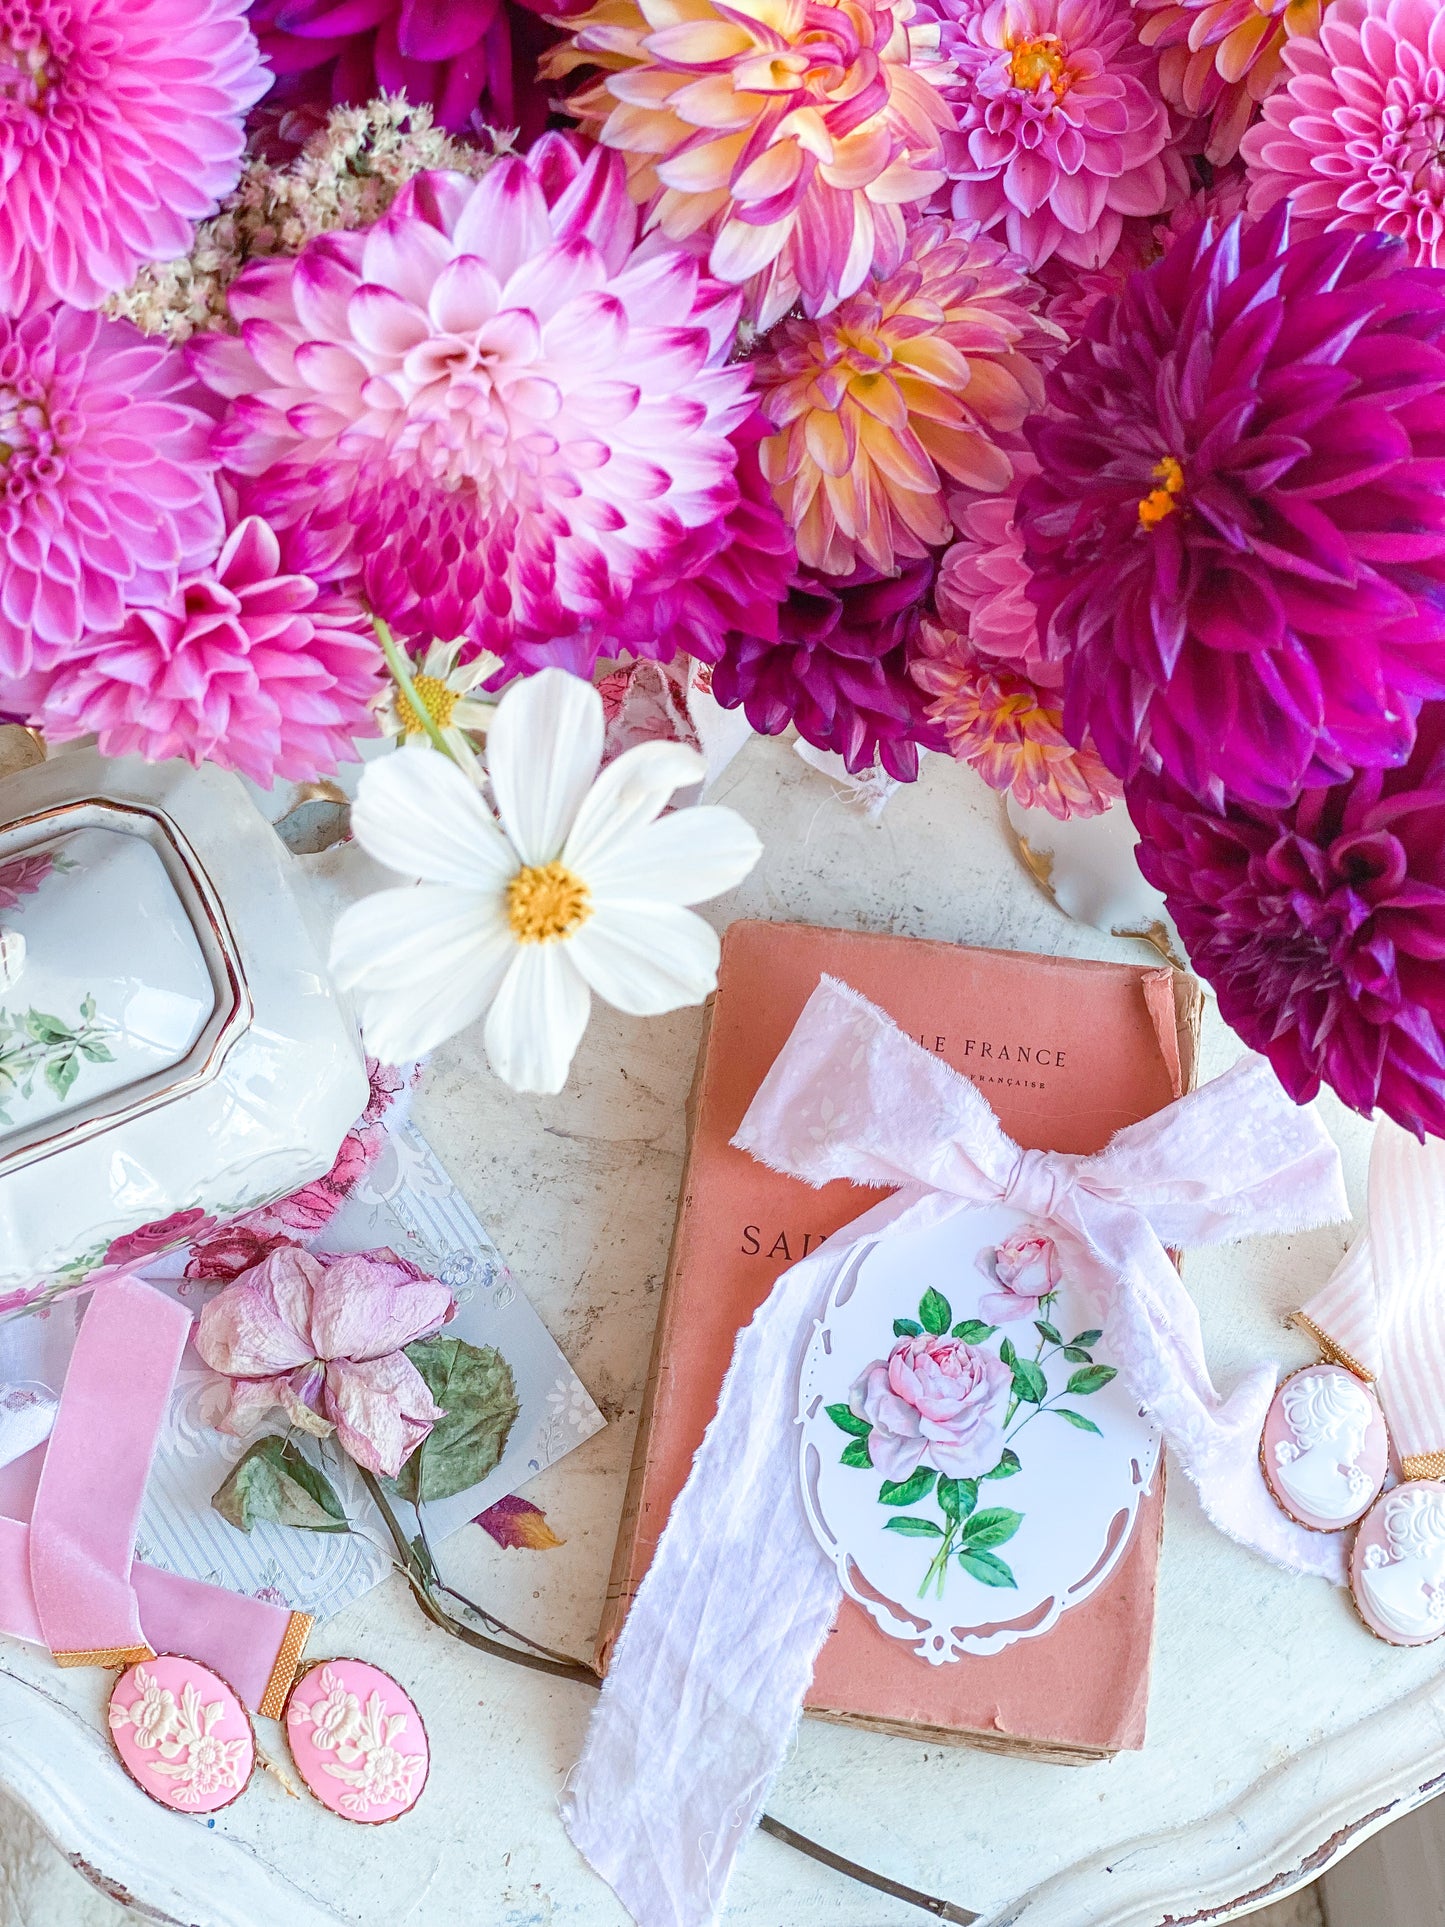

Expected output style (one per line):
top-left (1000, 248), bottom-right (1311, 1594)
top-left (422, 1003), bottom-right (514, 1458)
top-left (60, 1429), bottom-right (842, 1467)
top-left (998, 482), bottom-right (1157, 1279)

top-left (0, 740), bottom-right (1430, 1927)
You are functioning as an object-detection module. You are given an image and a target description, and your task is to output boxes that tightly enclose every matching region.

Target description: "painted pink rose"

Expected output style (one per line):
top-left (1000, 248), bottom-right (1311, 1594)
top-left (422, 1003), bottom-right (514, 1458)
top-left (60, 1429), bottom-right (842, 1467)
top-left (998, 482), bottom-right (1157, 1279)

top-left (0, 852), bottom-right (56, 913)
top-left (104, 1209), bottom-right (218, 1268)
top-left (978, 1228), bottom-right (1062, 1323)
top-left (850, 1334), bottom-right (1011, 1482)
top-left (184, 1228), bottom-right (302, 1285)
top-left (195, 1245), bottom-right (454, 1477)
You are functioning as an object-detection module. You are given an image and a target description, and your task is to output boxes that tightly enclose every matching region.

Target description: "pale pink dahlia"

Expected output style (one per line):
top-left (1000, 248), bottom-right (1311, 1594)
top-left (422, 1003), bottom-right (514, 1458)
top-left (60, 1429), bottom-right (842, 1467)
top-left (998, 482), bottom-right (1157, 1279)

top-left (31, 514), bottom-right (383, 784)
top-left (940, 0), bottom-right (1182, 269)
top-left (937, 478), bottom-right (1056, 683)
top-left (545, 0), bottom-right (954, 328)
top-left (1240, 0), bottom-right (1445, 265)
top-left (0, 307), bottom-right (222, 678)
top-left (0, 0), bottom-right (269, 312)
top-left (193, 136), bottom-right (754, 661)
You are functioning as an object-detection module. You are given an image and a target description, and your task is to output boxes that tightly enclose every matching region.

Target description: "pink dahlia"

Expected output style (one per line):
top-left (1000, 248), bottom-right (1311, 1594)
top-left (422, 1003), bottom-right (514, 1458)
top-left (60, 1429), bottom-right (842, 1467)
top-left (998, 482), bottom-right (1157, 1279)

top-left (1019, 208), bottom-right (1445, 810)
top-left (1240, 0), bottom-right (1445, 266)
top-left (912, 618), bottom-right (1120, 816)
top-left (938, 0), bottom-right (1182, 269)
top-left (712, 560), bottom-right (946, 780)
top-left (937, 478), bottom-right (1056, 683)
top-left (1135, 0), bottom-right (1330, 164)
top-left (30, 514), bottom-right (383, 784)
top-left (193, 136), bottom-right (754, 663)
top-left (1128, 702), bottom-right (1445, 1137)
top-left (545, 0), bottom-right (953, 327)
top-left (0, 0), bottom-right (268, 312)
top-left (0, 306), bottom-right (222, 678)
top-left (249, 0), bottom-right (566, 146)
top-left (753, 218), bottom-right (1058, 577)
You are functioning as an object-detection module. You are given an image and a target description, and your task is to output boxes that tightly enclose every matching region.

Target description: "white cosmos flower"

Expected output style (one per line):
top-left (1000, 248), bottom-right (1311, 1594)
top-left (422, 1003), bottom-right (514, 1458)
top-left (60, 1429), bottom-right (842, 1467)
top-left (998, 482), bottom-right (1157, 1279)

top-left (374, 638), bottom-right (500, 759)
top-left (330, 668), bottom-right (763, 1093)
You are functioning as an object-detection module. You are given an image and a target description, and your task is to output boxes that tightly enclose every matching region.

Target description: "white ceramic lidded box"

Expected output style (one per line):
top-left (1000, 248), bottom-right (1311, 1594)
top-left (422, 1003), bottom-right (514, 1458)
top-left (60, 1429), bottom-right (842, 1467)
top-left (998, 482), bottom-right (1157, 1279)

top-left (0, 751), bottom-right (369, 1313)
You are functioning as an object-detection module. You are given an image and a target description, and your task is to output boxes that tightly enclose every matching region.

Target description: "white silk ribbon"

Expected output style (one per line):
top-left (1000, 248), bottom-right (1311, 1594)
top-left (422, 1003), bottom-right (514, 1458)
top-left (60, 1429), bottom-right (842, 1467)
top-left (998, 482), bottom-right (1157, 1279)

top-left (563, 977), bottom-right (1349, 1927)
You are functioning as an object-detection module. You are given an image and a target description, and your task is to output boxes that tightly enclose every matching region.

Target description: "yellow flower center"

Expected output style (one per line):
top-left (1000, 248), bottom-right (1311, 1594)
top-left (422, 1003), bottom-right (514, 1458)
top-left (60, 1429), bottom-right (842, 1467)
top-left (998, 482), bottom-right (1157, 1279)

top-left (1138, 455), bottom-right (1185, 529)
top-left (506, 861), bottom-right (592, 944)
top-left (1009, 35), bottom-right (1069, 95)
top-left (396, 673), bottom-right (460, 736)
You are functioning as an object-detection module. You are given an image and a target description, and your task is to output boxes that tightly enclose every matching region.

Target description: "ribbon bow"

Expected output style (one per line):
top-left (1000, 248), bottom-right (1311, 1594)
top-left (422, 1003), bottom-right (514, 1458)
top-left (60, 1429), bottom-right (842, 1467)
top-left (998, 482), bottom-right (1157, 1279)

top-left (564, 977), bottom-right (1349, 1927)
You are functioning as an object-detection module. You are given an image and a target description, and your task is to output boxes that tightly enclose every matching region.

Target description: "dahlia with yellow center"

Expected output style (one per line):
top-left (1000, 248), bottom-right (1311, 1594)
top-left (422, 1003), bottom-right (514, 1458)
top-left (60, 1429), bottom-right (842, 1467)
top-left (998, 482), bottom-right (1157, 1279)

top-left (751, 217), bottom-right (1061, 576)
top-left (1135, 0), bottom-right (1332, 162)
top-left (544, 0), bottom-right (954, 326)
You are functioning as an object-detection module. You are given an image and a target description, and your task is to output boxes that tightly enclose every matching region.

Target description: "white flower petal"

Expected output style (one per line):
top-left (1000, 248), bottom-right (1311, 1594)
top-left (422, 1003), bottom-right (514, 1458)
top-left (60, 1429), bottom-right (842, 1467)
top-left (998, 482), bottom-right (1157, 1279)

top-left (487, 668), bottom-right (603, 865)
top-left (331, 886), bottom-right (514, 1059)
top-left (561, 740), bottom-right (707, 877)
top-left (484, 944), bottom-right (592, 1094)
top-left (351, 749), bottom-right (516, 890)
top-left (583, 804), bottom-right (761, 907)
top-left (567, 902), bottom-right (720, 1015)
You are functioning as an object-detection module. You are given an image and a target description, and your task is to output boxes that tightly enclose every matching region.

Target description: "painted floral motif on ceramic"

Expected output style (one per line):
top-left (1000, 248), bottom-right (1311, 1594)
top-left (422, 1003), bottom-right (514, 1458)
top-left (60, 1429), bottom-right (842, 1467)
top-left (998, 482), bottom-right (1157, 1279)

top-left (107, 1658), bottom-right (254, 1813)
top-left (285, 1660), bottom-right (428, 1822)
top-left (1261, 1364), bottom-right (1389, 1532)
top-left (798, 1203), bottom-right (1158, 1662)
top-left (1351, 1481), bottom-right (1445, 1646)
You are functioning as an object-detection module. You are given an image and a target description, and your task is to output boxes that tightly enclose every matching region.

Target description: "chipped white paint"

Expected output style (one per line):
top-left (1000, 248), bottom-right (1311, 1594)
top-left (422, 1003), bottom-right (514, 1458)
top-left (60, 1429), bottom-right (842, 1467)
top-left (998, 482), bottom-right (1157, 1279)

top-left (0, 740), bottom-right (1431, 1927)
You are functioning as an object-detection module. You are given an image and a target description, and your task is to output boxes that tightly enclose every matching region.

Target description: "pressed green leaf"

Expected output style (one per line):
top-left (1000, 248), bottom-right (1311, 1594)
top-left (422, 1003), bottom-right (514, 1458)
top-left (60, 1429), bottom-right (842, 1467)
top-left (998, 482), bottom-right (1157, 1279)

top-left (918, 1288), bottom-right (952, 1336)
top-left (1011, 1358), bottom-right (1048, 1405)
top-left (840, 1437), bottom-right (873, 1470)
top-left (957, 1548), bottom-right (1017, 1588)
top-left (825, 1402), bottom-right (871, 1437)
top-left (1055, 1407), bottom-right (1102, 1434)
top-left (1034, 1320), bottom-right (1062, 1345)
top-left (1061, 1346), bottom-right (1093, 1364)
top-left (892, 1318), bottom-right (923, 1338)
top-left (883, 1516), bottom-right (944, 1537)
top-left (984, 1448), bottom-right (1021, 1481)
top-left (1072, 1329), bottom-right (1103, 1347)
top-left (879, 1467), bottom-right (935, 1507)
top-left (1066, 1365), bottom-right (1117, 1397)
top-left (937, 1475), bottom-right (978, 1521)
top-left (212, 1434), bottom-right (350, 1535)
top-left (395, 1335), bottom-right (520, 1505)
top-left (951, 1319), bottom-right (997, 1344)
top-left (961, 1506), bottom-right (1022, 1549)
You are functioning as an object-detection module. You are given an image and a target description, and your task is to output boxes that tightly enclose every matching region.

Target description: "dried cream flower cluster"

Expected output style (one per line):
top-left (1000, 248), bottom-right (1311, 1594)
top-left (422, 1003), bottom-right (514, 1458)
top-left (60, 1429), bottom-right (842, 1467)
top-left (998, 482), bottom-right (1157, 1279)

top-left (105, 98), bottom-right (506, 341)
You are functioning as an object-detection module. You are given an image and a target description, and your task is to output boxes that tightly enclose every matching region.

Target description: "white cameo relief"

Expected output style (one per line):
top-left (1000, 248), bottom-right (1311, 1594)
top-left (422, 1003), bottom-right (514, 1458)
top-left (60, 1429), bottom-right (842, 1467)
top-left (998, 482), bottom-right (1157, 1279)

top-left (108, 1668), bottom-right (249, 1806)
top-left (1274, 1371), bottom-right (1376, 1526)
top-left (292, 1667), bottom-right (426, 1816)
top-left (1359, 1487), bottom-right (1445, 1641)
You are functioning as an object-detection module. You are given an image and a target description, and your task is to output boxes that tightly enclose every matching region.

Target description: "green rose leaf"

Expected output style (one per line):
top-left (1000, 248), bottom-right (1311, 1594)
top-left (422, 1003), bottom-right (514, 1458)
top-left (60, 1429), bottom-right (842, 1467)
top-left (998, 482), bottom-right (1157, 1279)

top-left (892, 1318), bottom-right (923, 1338)
top-left (879, 1467), bottom-right (935, 1507)
top-left (395, 1336), bottom-right (520, 1505)
top-left (1055, 1408), bottom-right (1102, 1434)
top-left (45, 1052), bottom-right (79, 1101)
top-left (951, 1319), bottom-right (997, 1344)
top-left (825, 1402), bottom-right (871, 1437)
top-left (961, 1506), bottom-right (1022, 1549)
top-left (937, 1475), bottom-right (978, 1521)
top-left (1072, 1329), bottom-right (1103, 1347)
top-left (957, 1548), bottom-right (1017, 1588)
top-left (999, 1336), bottom-right (1017, 1368)
top-left (1066, 1365), bottom-right (1118, 1397)
top-left (1011, 1358), bottom-right (1048, 1405)
top-left (918, 1288), bottom-right (952, 1336)
top-left (80, 994), bottom-right (96, 1022)
top-left (840, 1437), bottom-right (873, 1470)
top-left (212, 1434), bottom-right (350, 1535)
top-left (1034, 1320), bottom-right (1062, 1345)
top-left (24, 1010), bottom-right (71, 1045)
top-left (984, 1448), bottom-right (1021, 1481)
top-left (883, 1516), bottom-right (944, 1538)
top-left (1061, 1346), bottom-right (1093, 1364)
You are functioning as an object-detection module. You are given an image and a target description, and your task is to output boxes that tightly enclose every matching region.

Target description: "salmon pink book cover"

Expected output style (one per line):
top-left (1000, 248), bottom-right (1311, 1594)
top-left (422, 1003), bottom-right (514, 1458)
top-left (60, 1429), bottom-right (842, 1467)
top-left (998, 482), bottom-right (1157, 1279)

top-left (596, 920), bottom-right (1202, 1760)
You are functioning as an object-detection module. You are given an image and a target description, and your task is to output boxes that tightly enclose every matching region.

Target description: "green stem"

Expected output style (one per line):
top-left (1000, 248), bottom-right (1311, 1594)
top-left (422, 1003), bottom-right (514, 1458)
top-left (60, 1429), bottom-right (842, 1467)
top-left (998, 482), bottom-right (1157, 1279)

top-left (919, 1519), bottom-right (957, 1599)
top-left (373, 615), bottom-right (454, 761)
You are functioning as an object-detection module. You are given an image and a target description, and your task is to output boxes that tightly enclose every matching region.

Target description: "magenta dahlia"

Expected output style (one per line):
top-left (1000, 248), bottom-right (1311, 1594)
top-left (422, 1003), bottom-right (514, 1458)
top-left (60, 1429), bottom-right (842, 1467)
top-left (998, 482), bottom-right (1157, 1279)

top-left (711, 561), bottom-right (945, 781)
top-left (1129, 704), bottom-right (1445, 1136)
top-left (1018, 208), bottom-right (1445, 810)
top-left (0, 306), bottom-right (222, 678)
top-left (937, 0), bottom-right (1183, 269)
top-left (31, 513), bottom-right (382, 783)
top-left (1240, 0), bottom-right (1445, 267)
top-left (193, 136), bottom-right (754, 664)
top-left (249, 0), bottom-right (565, 145)
top-left (0, 0), bottom-right (268, 312)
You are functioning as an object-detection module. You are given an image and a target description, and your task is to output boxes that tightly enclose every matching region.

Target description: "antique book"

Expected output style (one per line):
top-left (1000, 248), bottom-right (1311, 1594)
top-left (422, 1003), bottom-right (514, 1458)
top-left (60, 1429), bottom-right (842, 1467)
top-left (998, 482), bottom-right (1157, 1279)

top-left (596, 919), bottom-right (1202, 1761)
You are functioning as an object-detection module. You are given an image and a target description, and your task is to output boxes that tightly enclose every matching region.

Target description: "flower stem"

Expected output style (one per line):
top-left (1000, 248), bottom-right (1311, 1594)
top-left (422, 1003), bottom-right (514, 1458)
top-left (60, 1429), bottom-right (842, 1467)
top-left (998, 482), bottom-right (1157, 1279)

top-left (373, 615), bottom-right (454, 761)
top-left (920, 1521), bottom-right (957, 1599)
